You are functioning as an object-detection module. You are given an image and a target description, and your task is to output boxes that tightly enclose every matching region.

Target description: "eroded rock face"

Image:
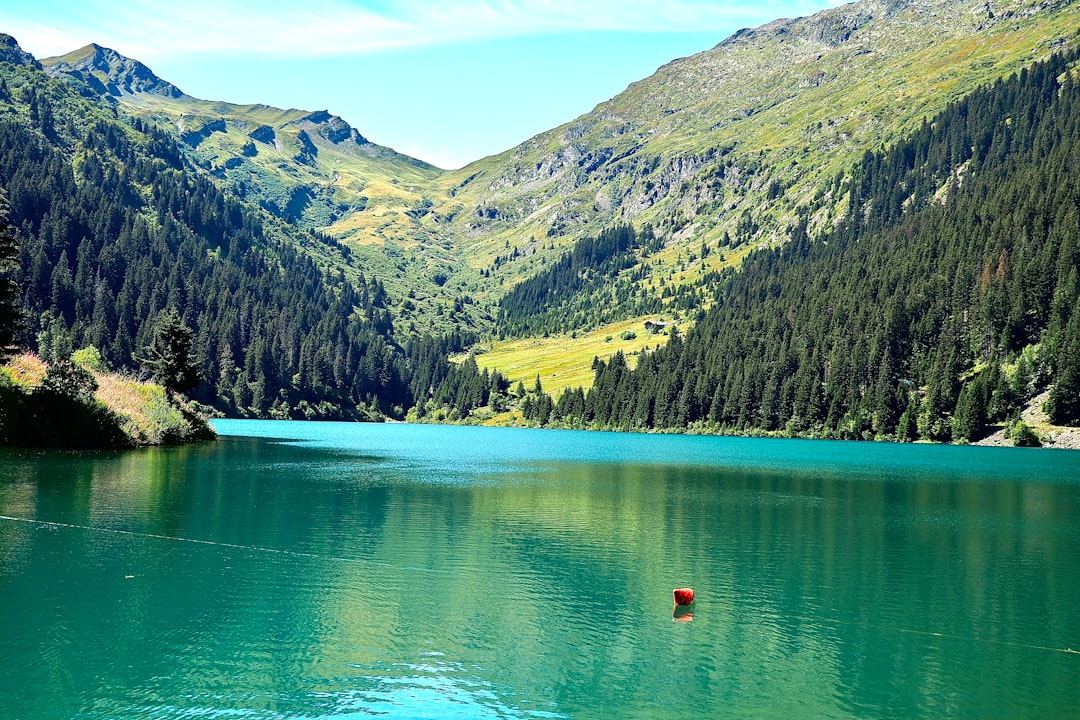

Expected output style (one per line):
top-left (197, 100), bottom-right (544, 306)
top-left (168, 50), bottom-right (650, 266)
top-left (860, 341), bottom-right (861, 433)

top-left (295, 129), bottom-right (319, 165)
top-left (287, 111), bottom-right (370, 146)
top-left (43, 44), bottom-right (184, 98)
top-left (0, 34), bottom-right (40, 68)
top-left (322, 115), bottom-right (356, 144)
top-left (249, 125), bottom-right (276, 144)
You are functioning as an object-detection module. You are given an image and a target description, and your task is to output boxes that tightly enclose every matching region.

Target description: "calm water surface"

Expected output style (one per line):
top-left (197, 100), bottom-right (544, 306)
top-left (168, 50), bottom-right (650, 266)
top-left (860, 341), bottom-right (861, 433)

top-left (1, 421), bottom-right (1078, 719)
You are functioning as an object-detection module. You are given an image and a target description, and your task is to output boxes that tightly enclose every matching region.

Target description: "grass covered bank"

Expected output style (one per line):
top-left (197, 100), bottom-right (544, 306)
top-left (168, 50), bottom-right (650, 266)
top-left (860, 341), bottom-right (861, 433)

top-left (0, 353), bottom-right (214, 448)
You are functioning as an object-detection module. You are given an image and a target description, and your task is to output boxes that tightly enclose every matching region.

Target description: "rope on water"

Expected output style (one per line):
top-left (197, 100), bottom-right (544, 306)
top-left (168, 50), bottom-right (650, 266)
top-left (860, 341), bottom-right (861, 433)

top-left (0, 513), bottom-right (450, 574)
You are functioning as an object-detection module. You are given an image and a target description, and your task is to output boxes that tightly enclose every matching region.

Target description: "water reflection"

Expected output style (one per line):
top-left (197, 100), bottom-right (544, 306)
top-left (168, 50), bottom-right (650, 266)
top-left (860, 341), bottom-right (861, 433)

top-left (0, 426), bottom-right (1078, 719)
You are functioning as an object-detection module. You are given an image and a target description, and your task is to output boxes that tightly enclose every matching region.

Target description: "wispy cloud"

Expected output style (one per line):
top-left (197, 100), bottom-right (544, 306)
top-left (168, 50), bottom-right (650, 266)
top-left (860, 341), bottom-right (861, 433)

top-left (1, 0), bottom-right (837, 60)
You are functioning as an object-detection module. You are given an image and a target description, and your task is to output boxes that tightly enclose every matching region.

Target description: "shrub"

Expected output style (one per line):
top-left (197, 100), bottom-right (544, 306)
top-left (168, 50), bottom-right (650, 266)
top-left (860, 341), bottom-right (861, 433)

top-left (71, 345), bottom-right (108, 372)
top-left (40, 359), bottom-right (97, 400)
top-left (1010, 421), bottom-right (1041, 447)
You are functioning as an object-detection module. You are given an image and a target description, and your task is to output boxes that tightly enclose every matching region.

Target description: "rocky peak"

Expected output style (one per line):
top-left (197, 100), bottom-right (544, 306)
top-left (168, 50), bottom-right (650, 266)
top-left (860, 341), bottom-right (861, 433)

top-left (42, 43), bottom-right (184, 98)
top-left (286, 110), bottom-right (370, 146)
top-left (0, 34), bottom-right (41, 68)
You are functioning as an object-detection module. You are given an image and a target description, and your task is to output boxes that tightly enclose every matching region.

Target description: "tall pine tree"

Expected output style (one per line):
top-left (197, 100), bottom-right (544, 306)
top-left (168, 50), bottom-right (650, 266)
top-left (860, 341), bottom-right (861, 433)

top-left (0, 189), bottom-right (19, 359)
top-left (137, 308), bottom-right (200, 396)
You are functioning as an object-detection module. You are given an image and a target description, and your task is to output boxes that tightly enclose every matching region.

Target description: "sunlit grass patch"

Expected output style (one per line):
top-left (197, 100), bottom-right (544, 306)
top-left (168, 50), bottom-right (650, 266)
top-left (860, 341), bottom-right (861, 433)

top-left (468, 316), bottom-right (676, 396)
top-left (1, 353), bottom-right (47, 388)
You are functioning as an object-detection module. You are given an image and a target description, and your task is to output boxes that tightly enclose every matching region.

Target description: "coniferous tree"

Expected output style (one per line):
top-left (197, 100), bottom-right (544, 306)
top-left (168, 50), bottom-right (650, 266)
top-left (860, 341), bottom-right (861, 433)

top-left (952, 381), bottom-right (987, 443)
top-left (0, 189), bottom-right (19, 359)
top-left (1047, 313), bottom-right (1080, 426)
top-left (137, 308), bottom-right (200, 395)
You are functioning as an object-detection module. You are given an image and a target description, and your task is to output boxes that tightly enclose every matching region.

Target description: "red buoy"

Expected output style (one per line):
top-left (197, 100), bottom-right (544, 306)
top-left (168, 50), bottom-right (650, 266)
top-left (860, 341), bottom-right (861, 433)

top-left (673, 587), bottom-right (695, 606)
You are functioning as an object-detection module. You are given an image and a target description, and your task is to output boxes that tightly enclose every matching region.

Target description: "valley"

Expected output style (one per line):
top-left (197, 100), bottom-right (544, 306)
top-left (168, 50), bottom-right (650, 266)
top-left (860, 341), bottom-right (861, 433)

top-left (1, 0), bottom-right (1079, 445)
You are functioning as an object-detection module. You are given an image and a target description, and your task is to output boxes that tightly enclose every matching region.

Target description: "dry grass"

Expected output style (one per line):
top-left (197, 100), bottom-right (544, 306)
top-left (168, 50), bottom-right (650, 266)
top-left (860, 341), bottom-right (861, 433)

top-left (93, 371), bottom-right (189, 445)
top-left (2, 352), bottom-right (208, 446)
top-left (2, 353), bottom-right (47, 388)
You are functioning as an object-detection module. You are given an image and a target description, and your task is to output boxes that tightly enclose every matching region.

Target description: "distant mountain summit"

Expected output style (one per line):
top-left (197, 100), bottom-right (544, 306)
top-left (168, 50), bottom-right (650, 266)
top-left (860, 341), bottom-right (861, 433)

top-left (42, 43), bottom-right (184, 98)
top-left (30, 38), bottom-right (462, 315)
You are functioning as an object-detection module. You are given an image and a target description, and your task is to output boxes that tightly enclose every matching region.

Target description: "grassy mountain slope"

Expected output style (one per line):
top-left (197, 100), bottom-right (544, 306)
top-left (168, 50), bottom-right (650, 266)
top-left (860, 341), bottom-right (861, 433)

top-left (429, 0), bottom-right (1080, 386)
top-left (436, 0), bottom-right (1078, 280)
top-left (507, 47), bottom-right (1080, 442)
top-left (42, 43), bottom-right (438, 231)
top-left (40, 45), bottom-right (485, 333)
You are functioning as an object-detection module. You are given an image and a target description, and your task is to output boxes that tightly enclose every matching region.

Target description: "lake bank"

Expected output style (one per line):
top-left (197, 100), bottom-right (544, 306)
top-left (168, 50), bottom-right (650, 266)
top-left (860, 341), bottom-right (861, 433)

top-left (0, 353), bottom-right (214, 448)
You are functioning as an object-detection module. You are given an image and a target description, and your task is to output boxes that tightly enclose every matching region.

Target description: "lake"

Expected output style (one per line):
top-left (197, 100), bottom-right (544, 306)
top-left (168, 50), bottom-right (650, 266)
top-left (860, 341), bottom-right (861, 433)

top-left (1, 421), bottom-right (1078, 719)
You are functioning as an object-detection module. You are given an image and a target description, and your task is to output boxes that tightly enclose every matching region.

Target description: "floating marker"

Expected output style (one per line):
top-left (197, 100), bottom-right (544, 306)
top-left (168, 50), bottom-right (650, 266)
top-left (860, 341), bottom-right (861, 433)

top-left (673, 587), bottom-right (695, 606)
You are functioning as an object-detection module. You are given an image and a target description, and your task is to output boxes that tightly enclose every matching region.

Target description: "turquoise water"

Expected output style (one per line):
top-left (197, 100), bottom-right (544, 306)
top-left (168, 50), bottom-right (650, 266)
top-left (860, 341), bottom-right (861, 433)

top-left (1, 421), bottom-right (1078, 718)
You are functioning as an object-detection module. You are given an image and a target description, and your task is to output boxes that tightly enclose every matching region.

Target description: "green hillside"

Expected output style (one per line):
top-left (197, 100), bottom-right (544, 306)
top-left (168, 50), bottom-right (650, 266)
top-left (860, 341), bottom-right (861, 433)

top-left (0, 39), bottom-right (414, 420)
top-left (436, 0), bottom-right (1080, 308)
top-left (512, 48), bottom-right (1080, 442)
top-left (3, 0), bottom-right (1080, 443)
top-left (36, 0), bottom-right (1080, 359)
top-left (40, 44), bottom-right (486, 334)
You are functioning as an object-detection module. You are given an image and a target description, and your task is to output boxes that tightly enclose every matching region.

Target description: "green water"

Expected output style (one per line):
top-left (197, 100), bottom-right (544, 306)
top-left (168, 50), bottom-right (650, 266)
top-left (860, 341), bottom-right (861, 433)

top-left (1, 422), bottom-right (1078, 719)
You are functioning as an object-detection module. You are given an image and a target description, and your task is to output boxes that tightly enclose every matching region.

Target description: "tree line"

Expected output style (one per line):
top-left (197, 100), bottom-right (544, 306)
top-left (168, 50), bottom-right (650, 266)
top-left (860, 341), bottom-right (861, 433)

top-left (0, 54), bottom-right (418, 419)
top-left (515, 48), bottom-right (1080, 438)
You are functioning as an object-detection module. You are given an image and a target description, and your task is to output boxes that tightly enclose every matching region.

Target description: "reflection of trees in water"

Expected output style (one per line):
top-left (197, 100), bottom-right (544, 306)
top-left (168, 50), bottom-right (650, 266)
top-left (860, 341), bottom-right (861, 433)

top-left (1, 438), bottom-right (1078, 718)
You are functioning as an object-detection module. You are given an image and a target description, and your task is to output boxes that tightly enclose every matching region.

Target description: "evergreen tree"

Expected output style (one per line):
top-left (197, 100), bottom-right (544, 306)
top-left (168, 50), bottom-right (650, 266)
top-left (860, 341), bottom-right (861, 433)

top-left (0, 189), bottom-right (19, 359)
top-left (137, 308), bottom-right (200, 395)
top-left (1047, 313), bottom-right (1080, 425)
top-left (951, 381), bottom-right (987, 443)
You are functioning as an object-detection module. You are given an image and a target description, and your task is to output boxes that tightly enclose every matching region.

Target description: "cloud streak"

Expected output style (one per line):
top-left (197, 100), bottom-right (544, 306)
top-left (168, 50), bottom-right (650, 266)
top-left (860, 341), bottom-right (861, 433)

top-left (2, 0), bottom-right (838, 60)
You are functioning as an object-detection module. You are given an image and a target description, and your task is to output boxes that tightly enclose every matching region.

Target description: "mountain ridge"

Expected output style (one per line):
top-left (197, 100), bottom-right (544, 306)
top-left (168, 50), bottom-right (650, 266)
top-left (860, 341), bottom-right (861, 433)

top-left (432, 0), bottom-right (1080, 283)
top-left (36, 41), bottom-right (482, 331)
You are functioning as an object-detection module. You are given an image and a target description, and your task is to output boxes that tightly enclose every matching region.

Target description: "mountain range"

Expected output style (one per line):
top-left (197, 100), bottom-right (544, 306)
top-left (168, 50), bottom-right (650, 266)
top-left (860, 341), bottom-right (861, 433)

top-left (38, 0), bottom-right (1080, 333)
top-left (1, 0), bottom-right (1079, 442)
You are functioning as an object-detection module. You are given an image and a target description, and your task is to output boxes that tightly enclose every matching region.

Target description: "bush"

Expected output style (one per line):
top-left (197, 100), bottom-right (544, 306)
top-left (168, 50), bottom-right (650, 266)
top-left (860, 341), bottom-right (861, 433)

top-left (1010, 421), bottom-right (1041, 447)
top-left (71, 345), bottom-right (108, 372)
top-left (40, 359), bottom-right (97, 400)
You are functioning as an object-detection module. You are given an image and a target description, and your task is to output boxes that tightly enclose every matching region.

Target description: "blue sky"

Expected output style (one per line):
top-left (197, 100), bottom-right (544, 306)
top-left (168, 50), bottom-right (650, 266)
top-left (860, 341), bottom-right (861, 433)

top-left (0, 1), bottom-right (841, 168)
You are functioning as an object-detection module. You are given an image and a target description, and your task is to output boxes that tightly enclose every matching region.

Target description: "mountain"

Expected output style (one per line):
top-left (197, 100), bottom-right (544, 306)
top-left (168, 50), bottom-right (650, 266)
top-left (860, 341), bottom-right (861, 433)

top-left (40, 45), bottom-right (481, 333)
top-left (0, 37), bottom-right (413, 420)
top-left (36, 0), bottom-right (1080, 351)
top-left (3, 0), bottom-right (1080, 438)
top-left (0, 33), bottom-right (40, 68)
top-left (546, 47), bottom-right (1080, 438)
top-left (42, 43), bottom-right (183, 98)
top-left (432, 0), bottom-right (1080, 311)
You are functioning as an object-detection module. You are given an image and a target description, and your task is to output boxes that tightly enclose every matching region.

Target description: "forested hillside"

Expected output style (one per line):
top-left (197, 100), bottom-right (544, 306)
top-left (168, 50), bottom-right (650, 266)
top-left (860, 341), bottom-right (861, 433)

top-left (495, 225), bottom-right (664, 338)
top-left (522, 49), bottom-right (1080, 438)
top-left (4, 14), bottom-right (1080, 443)
top-left (0, 37), bottom-right (409, 419)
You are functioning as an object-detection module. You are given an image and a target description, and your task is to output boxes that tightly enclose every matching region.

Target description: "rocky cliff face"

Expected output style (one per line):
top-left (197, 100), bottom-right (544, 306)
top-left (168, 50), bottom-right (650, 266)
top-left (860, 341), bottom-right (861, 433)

top-left (0, 34), bottom-right (40, 68)
top-left (42, 43), bottom-right (184, 98)
top-left (285, 110), bottom-right (370, 146)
